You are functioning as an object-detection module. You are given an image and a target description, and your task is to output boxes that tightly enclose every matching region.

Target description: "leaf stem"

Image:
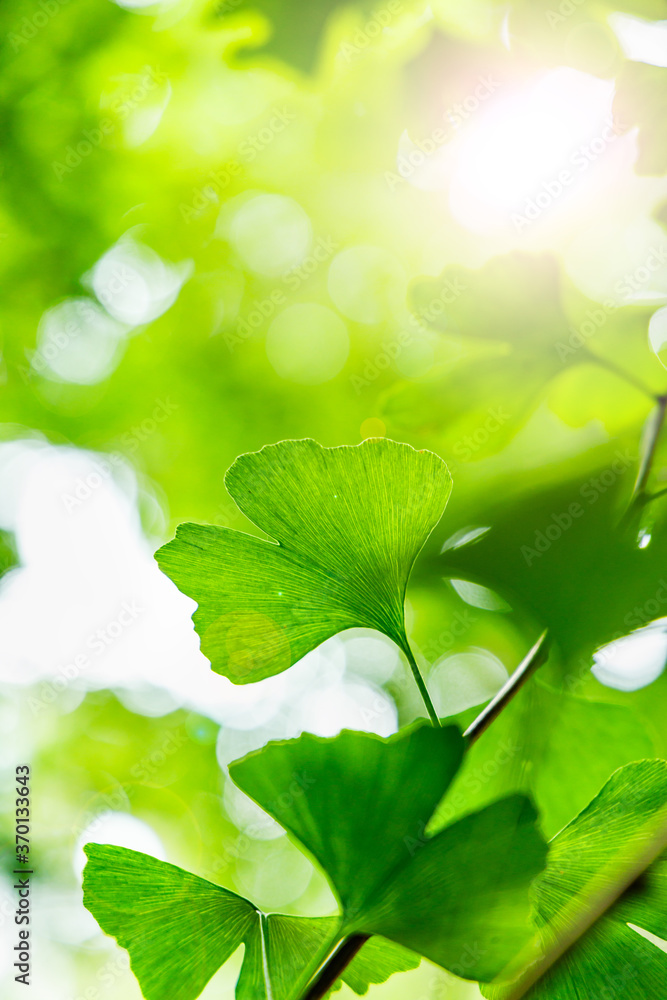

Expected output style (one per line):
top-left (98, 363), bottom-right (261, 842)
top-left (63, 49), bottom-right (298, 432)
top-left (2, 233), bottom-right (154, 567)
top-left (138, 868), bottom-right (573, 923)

top-left (299, 934), bottom-right (371, 1000)
top-left (581, 348), bottom-right (659, 403)
top-left (497, 809), bottom-right (667, 999)
top-left (463, 631), bottom-right (550, 747)
top-left (296, 631), bottom-right (549, 1000)
top-left (403, 641), bottom-right (441, 727)
top-left (633, 394), bottom-right (667, 498)
top-left (287, 927), bottom-right (343, 1000)
top-left (644, 484), bottom-right (667, 505)
top-left (623, 393), bottom-right (667, 524)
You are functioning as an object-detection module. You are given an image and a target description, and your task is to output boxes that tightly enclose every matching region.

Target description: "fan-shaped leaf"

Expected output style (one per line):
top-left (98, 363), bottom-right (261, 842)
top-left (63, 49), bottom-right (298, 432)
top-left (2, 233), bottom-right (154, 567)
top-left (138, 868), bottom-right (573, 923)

top-left (484, 759), bottom-right (667, 999)
top-left (156, 438), bottom-right (451, 684)
top-left (230, 722), bottom-right (548, 982)
top-left (82, 843), bottom-right (418, 1000)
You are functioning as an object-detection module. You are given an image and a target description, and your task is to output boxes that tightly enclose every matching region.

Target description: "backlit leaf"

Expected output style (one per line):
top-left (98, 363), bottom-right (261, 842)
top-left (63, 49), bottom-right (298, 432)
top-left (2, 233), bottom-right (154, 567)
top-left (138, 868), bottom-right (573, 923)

top-left (82, 843), bottom-right (418, 1000)
top-left (156, 438), bottom-right (451, 683)
top-left (230, 722), bottom-right (548, 982)
top-left (484, 759), bottom-right (667, 999)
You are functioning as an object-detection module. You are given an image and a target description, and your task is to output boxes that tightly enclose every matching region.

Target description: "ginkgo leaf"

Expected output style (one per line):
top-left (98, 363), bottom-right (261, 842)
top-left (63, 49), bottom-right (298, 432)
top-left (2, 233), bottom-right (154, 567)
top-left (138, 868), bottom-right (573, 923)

top-left (409, 253), bottom-right (570, 350)
top-left (433, 684), bottom-right (655, 841)
top-left (483, 759), bottom-right (667, 999)
top-left (435, 465), bottom-right (667, 675)
top-left (156, 438), bottom-right (451, 685)
top-left (229, 722), bottom-right (548, 983)
top-left (82, 843), bottom-right (418, 1000)
top-left (383, 254), bottom-right (577, 455)
top-left (380, 352), bottom-right (560, 457)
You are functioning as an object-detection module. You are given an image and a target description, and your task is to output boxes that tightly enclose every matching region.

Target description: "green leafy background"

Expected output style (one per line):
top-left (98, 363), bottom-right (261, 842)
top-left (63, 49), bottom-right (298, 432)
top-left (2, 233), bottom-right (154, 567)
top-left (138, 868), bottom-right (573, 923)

top-left (2, 0), bottom-right (667, 997)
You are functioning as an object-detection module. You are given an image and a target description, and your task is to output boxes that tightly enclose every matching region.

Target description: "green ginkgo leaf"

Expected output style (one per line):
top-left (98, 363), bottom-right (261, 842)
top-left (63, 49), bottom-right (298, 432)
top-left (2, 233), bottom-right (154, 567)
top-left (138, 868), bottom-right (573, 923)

top-left (410, 253), bottom-right (570, 350)
top-left (434, 685), bottom-right (655, 839)
top-left (383, 254), bottom-right (577, 456)
top-left (484, 759), bottom-right (667, 999)
top-left (82, 843), bottom-right (418, 1000)
top-left (229, 722), bottom-right (548, 983)
top-left (156, 438), bottom-right (451, 686)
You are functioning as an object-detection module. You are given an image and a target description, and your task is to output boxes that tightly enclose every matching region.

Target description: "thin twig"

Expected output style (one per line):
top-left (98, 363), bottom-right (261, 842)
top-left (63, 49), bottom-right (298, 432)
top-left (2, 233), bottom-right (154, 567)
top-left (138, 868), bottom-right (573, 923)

top-left (643, 484), bottom-right (667, 506)
top-left (297, 632), bottom-right (550, 1000)
top-left (464, 631), bottom-right (550, 747)
top-left (622, 394), bottom-right (667, 526)
top-left (632, 394), bottom-right (667, 499)
top-left (581, 348), bottom-right (658, 403)
top-left (301, 934), bottom-right (371, 1000)
top-left (496, 810), bottom-right (667, 999)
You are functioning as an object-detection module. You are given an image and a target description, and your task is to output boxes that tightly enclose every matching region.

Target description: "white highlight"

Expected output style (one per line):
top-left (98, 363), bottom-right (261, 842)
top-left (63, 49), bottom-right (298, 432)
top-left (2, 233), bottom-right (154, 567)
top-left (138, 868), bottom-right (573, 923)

top-left (608, 13), bottom-right (667, 67)
top-left (593, 619), bottom-right (667, 691)
top-left (0, 437), bottom-right (399, 743)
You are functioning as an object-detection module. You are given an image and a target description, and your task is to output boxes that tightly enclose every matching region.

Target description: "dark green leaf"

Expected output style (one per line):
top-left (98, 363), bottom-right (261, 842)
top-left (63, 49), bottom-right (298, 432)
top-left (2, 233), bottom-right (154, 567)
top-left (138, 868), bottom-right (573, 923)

top-left (230, 722), bottom-right (548, 982)
top-left (435, 684), bottom-right (655, 839)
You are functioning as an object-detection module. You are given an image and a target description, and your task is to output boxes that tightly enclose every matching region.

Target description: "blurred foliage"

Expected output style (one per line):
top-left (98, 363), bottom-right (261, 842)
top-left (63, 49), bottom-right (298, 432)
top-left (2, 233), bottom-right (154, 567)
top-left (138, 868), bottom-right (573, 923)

top-left (614, 62), bottom-right (667, 174)
top-left (2, 0), bottom-right (667, 996)
top-left (83, 843), bottom-right (419, 1000)
top-left (0, 529), bottom-right (17, 580)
